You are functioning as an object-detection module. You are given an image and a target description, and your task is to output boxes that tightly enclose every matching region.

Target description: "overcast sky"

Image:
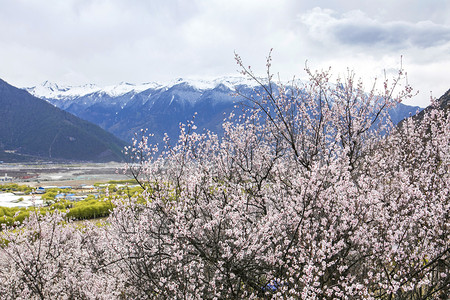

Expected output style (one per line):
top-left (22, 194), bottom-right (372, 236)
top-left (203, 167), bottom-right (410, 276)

top-left (1, 0), bottom-right (449, 107)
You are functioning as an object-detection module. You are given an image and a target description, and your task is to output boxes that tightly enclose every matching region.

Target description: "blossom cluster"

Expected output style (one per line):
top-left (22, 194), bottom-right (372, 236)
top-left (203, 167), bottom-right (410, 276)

top-left (0, 54), bottom-right (448, 299)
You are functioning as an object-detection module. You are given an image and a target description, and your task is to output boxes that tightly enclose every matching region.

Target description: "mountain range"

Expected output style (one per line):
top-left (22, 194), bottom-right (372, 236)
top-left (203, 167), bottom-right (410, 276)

top-left (0, 79), bottom-right (126, 162)
top-left (26, 78), bottom-right (423, 145)
top-left (0, 76), bottom-right (426, 163)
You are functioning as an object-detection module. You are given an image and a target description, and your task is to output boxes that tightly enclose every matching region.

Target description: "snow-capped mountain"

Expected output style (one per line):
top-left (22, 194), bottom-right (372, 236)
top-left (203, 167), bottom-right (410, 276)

top-left (26, 77), bottom-right (255, 101)
top-left (24, 77), bottom-right (422, 145)
top-left (25, 77), bottom-right (255, 143)
top-left (26, 80), bottom-right (101, 99)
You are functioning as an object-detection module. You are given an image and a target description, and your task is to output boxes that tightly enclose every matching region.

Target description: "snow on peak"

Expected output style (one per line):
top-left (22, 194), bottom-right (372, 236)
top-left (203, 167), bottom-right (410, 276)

top-left (101, 82), bottom-right (162, 97)
top-left (26, 81), bottom-right (101, 99)
top-left (165, 76), bottom-right (257, 91)
top-left (41, 80), bottom-right (60, 91)
top-left (25, 76), bottom-right (259, 100)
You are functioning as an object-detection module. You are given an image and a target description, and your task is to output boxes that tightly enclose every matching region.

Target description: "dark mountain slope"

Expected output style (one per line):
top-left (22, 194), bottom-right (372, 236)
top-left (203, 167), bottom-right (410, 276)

top-left (398, 88), bottom-right (449, 128)
top-left (419, 88), bottom-right (450, 116)
top-left (0, 79), bottom-right (126, 162)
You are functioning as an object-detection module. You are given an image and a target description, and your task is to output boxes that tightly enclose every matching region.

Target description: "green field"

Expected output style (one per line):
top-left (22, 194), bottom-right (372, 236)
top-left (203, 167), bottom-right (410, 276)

top-left (0, 180), bottom-right (143, 226)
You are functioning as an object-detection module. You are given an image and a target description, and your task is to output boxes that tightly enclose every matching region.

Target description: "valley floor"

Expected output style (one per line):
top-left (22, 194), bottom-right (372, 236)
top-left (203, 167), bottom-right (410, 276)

top-left (0, 161), bottom-right (129, 187)
top-left (0, 162), bottom-right (131, 207)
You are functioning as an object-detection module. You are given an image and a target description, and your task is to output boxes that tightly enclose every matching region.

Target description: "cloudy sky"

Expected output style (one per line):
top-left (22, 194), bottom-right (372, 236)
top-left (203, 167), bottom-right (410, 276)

top-left (1, 0), bottom-right (449, 107)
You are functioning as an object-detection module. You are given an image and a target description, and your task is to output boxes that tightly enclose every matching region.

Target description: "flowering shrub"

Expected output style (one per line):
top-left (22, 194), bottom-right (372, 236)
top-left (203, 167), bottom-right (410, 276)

top-left (0, 53), bottom-right (448, 299)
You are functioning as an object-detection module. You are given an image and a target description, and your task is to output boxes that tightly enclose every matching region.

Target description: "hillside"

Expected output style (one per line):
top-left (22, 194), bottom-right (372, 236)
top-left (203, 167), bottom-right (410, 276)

top-left (397, 88), bottom-right (449, 128)
top-left (418, 88), bottom-right (450, 116)
top-left (0, 79), bottom-right (126, 162)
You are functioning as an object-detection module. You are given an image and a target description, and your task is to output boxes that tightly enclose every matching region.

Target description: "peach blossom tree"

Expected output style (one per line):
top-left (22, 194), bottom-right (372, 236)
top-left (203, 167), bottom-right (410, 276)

top-left (0, 53), bottom-right (448, 299)
top-left (106, 53), bottom-right (448, 298)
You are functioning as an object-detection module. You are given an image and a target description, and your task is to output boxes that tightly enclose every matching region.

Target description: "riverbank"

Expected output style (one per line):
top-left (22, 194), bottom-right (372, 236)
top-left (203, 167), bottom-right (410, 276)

top-left (0, 162), bottom-right (130, 187)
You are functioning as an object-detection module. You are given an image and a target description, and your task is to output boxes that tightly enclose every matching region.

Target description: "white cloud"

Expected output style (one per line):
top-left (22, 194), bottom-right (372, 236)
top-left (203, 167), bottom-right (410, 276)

top-left (300, 8), bottom-right (450, 50)
top-left (297, 7), bottom-right (450, 106)
top-left (0, 0), bottom-right (449, 107)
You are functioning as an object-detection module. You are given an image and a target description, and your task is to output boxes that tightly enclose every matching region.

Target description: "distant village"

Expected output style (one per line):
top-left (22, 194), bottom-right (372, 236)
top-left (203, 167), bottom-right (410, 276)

top-left (1, 170), bottom-right (139, 207)
top-left (0, 162), bottom-right (132, 207)
top-left (0, 173), bottom-right (100, 205)
top-left (1, 172), bottom-right (38, 183)
top-left (0, 173), bottom-right (13, 183)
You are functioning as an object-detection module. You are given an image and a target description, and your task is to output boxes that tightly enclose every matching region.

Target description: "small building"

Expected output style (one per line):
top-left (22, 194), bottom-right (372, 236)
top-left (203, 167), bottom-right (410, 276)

top-left (55, 193), bottom-right (66, 199)
top-left (42, 186), bottom-right (57, 189)
top-left (66, 194), bottom-right (86, 201)
top-left (81, 185), bottom-right (96, 190)
top-left (0, 173), bottom-right (13, 182)
top-left (35, 187), bottom-right (46, 194)
top-left (57, 186), bottom-right (72, 190)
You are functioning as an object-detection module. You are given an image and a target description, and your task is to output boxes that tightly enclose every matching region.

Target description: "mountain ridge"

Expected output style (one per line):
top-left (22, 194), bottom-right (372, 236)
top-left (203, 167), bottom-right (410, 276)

top-left (25, 77), bottom-right (257, 100)
top-left (0, 79), bottom-right (127, 162)
top-left (24, 78), bottom-right (424, 145)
